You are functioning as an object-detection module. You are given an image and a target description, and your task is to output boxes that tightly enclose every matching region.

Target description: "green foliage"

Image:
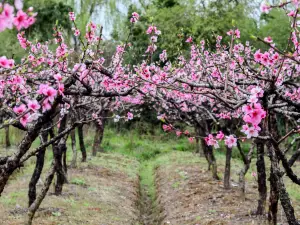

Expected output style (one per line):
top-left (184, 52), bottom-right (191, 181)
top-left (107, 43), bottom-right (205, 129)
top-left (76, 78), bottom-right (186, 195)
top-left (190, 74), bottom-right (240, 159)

top-left (258, 8), bottom-right (290, 50)
top-left (71, 178), bottom-right (87, 186)
top-left (25, 1), bottom-right (73, 42)
top-left (114, 0), bottom-right (259, 63)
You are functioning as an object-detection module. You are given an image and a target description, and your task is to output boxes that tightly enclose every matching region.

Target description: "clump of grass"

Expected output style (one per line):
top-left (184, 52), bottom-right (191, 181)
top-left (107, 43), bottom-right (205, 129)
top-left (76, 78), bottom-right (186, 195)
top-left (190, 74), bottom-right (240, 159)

top-left (71, 178), bottom-right (86, 186)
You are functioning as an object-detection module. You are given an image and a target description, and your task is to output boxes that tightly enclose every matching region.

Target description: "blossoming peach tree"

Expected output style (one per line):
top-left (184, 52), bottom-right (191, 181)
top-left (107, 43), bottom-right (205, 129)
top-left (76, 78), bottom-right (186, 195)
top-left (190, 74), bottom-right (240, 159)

top-left (134, 1), bottom-right (300, 224)
top-left (0, 2), bottom-right (145, 224)
top-left (1, 0), bottom-right (300, 224)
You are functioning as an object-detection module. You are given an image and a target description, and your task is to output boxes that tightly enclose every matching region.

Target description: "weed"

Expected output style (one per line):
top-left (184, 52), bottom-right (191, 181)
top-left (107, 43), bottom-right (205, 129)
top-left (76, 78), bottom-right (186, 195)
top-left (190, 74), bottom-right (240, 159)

top-left (71, 178), bottom-right (86, 186)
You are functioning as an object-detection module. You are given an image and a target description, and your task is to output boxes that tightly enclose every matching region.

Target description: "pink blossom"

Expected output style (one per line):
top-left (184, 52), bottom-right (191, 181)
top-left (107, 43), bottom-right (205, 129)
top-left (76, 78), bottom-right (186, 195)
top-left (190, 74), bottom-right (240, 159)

top-left (54, 73), bottom-right (62, 82)
top-left (243, 126), bottom-right (259, 138)
top-left (241, 124), bottom-right (249, 134)
top-left (127, 112), bottom-right (134, 120)
top-left (20, 113), bottom-right (29, 127)
top-left (225, 135), bottom-right (237, 148)
top-left (205, 134), bottom-right (219, 149)
top-left (162, 124), bottom-right (172, 132)
top-left (234, 29), bottom-right (240, 39)
top-left (248, 95), bottom-right (258, 103)
top-left (260, 2), bottom-right (271, 14)
top-left (264, 36), bottom-right (273, 43)
top-left (69, 12), bottom-right (75, 21)
top-left (188, 137), bottom-right (195, 143)
top-left (287, 10), bottom-right (296, 17)
top-left (130, 12), bottom-right (139, 23)
top-left (42, 99), bottom-right (51, 112)
top-left (37, 84), bottom-right (57, 102)
top-left (0, 56), bottom-right (14, 68)
top-left (176, 130), bottom-right (182, 137)
top-left (186, 36), bottom-right (193, 43)
top-left (254, 50), bottom-right (262, 62)
top-left (13, 104), bottom-right (27, 114)
top-left (0, 4), bottom-right (14, 30)
top-left (74, 29), bottom-right (80, 36)
top-left (227, 29), bottom-right (233, 36)
top-left (27, 100), bottom-right (40, 112)
top-left (216, 131), bottom-right (224, 140)
top-left (58, 83), bottom-right (64, 95)
top-left (14, 10), bottom-right (29, 30)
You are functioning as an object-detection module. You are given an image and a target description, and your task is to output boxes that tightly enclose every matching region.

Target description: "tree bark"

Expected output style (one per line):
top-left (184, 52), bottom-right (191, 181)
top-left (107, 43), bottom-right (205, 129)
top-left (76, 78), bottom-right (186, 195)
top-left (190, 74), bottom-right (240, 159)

top-left (237, 141), bottom-right (254, 196)
top-left (28, 128), bottom-right (48, 206)
top-left (269, 143), bottom-right (300, 225)
top-left (224, 146), bottom-right (232, 189)
top-left (5, 126), bottom-right (10, 148)
top-left (268, 141), bottom-right (279, 225)
top-left (78, 124), bottom-right (87, 162)
top-left (203, 142), bottom-right (219, 180)
top-left (70, 129), bottom-right (77, 168)
top-left (26, 163), bottom-right (55, 225)
top-left (54, 116), bottom-right (68, 195)
top-left (92, 121), bottom-right (105, 156)
top-left (0, 98), bottom-right (60, 196)
top-left (194, 126), bottom-right (204, 156)
top-left (256, 141), bottom-right (267, 215)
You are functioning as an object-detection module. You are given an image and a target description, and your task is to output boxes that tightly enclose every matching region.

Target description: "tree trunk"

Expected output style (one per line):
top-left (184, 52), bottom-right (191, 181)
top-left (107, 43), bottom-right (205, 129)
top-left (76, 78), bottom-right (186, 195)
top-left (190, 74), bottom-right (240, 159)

top-left (92, 122), bottom-right (105, 156)
top-left (28, 129), bottom-right (48, 206)
top-left (70, 129), bottom-right (77, 168)
top-left (54, 116), bottom-right (68, 195)
top-left (0, 98), bottom-right (60, 196)
top-left (5, 126), bottom-right (10, 148)
top-left (26, 163), bottom-right (55, 225)
top-left (194, 126), bottom-right (204, 156)
top-left (256, 141), bottom-right (267, 215)
top-left (270, 144), bottom-right (299, 225)
top-left (78, 124), bottom-right (87, 162)
top-left (205, 144), bottom-right (219, 180)
top-left (63, 143), bottom-right (67, 174)
top-left (268, 149), bottom-right (279, 225)
top-left (237, 142), bottom-right (254, 197)
top-left (224, 147), bottom-right (232, 189)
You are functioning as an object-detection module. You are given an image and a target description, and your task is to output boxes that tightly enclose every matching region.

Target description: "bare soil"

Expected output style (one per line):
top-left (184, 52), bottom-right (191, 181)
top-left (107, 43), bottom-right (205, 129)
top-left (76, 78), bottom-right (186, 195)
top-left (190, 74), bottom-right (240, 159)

top-left (155, 162), bottom-right (298, 225)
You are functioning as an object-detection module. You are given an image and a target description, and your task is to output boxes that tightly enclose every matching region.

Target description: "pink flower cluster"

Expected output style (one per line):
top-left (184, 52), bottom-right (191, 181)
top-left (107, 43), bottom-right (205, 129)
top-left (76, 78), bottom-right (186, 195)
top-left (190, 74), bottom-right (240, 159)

top-left (260, 2), bottom-right (271, 14)
top-left (254, 50), bottom-right (279, 66)
top-left (69, 12), bottom-right (75, 21)
top-left (205, 131), bottom-right (237, 149)
top-left (205, 134), bottom-right (219, 149)
top-left (127, 112), bottom-right (134, 120)
top-left (0, 56), bottom-right (14, 69)
top-left (130, 12), bottom-right (139, 23)
top-left (226, 29), bottom-right (240, 39)
top-left (0, 1), bottom-right (36, 32)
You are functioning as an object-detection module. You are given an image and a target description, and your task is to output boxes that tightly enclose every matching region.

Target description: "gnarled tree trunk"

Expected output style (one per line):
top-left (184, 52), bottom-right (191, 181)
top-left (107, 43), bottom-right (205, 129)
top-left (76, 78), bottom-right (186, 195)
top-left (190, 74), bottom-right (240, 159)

top-left (27, 163), bottom-right (55, 225)
top-left (70, 129), bottom-right (77, 168)
top-left (92, 120), bottom-right (105, 156)
top-left (78, 124), bottom-right (87, 162)
top-left (224, 146), bottom-right (232, 189)
top-left (237, 141), bottom-right (254, 196)
top-left (28, 127), bottom-right (48, 206)
top-left (256, 141), bottom-right (267, 216)
top-left (54, 115), bottom-right (68, 195)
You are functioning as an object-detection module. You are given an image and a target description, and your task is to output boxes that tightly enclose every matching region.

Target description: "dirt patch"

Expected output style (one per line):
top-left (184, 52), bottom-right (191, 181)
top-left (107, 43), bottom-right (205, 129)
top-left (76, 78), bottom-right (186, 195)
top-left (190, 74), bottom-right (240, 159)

top-left (155, 163), bottom-right (281, 225)
top-left (0, 154), bottom-right (140, 225)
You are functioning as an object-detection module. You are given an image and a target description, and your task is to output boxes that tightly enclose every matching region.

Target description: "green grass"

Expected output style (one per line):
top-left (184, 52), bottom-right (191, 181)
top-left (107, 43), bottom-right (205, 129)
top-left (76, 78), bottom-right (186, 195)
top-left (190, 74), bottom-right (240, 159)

top-left (1, 124), bottom-right (300, 221)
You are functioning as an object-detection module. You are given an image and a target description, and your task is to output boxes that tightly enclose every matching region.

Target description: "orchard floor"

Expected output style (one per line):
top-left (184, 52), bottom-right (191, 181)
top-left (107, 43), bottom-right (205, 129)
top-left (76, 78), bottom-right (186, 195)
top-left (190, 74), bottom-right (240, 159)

top-left (0, 150), bottom-right (300, 225)
top-left (0, 153), bottom-right (141, 225)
